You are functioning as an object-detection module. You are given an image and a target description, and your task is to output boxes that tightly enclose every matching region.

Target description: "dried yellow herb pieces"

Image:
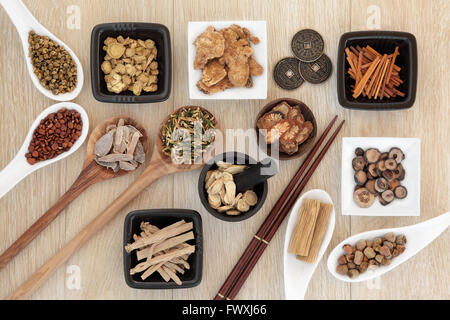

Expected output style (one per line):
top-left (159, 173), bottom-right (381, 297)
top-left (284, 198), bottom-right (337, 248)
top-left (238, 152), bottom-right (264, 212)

top-left (102, 36), bottom-right (159, 95)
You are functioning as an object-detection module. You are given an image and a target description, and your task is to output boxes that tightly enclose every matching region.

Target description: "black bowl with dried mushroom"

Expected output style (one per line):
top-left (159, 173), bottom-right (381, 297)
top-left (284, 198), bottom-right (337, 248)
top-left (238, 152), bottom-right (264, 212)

top-left (91, 22), bottom-right (171, 103)
top-left (256, 98), bottom-right (317, 160)
top-left (198, 152), bottom-right (269, 222)
top-left (123, 209), bottom-right (203, 289)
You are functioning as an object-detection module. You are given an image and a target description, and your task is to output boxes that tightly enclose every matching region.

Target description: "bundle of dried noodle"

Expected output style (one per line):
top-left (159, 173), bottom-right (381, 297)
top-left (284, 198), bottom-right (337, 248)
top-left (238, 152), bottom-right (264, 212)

top-left (288, 199), bottom-right (321, 256)
top-left (296, 202), bottom-right (333, 264)
top-left (125, 219), bottom-right (195, 285)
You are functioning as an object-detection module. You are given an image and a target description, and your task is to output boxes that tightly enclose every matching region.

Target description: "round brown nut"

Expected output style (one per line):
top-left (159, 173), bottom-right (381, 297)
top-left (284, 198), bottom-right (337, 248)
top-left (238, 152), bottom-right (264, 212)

top-left (383, 241), bottom-right (394, 251)
top-left (356, 240), bottom-right (367, 251)
top-left (354, 250), bottom-right (364, 265)
top-left (338, 255), bottom-right (347, 265)
top-left (396, 234), bottom-right (407, 245)
top-left (385, 232), bottom-right (396, 242)
top-left (342, 244), bottom-right (354, 255)
top-left (379, 245), bottom-right (391, 257)
top-left (375, 254), bottom-right (384, 264)
top-left (347, 262), bottom-right (356, 269)
top-left (336, 264), bottom-right (349, 275)
top-left (397, 244), bottom-right (406, 254)
top-left (374, 237), bottom-right (383, 246)
top-left (358, 261), bottom-right (369, 274)
top-left (381, 257), bottom-right (392, 266)
top-left (347, 269), bottom-right (360, 279)
top-left (345, 254), bottom-right (355, 263)
top-left (363, 247), bottom-right (376, 259)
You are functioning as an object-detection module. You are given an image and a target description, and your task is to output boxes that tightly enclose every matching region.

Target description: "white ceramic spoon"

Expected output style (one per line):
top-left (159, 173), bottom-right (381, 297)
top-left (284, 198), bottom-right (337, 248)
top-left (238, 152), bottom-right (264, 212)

top-left (0, 102), bottom-right (89, 200)
top-left (283, 189), bottom-right (336, 300)
top-left (327, 211), bottom-right (450, 282)
top-left (0, 0), bottom-right (84, 101)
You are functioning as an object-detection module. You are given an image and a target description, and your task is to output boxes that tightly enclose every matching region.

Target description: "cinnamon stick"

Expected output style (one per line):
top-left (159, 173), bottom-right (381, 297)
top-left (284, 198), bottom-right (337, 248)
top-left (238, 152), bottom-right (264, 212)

top-left (352, 56), bottom-right (380, 98)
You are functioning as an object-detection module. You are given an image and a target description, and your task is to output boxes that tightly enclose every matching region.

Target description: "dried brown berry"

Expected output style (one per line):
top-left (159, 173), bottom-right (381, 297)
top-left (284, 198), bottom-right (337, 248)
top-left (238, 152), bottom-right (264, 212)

top-left (379, 245), bottom-right (391, 257)
top-left (347, 269), bottom-right (360, 278)
top-left (385, 232), bottom-right (396, 242)
top-left (338, 255), bottom-right (347, 265)
top-left (358, 261), bottom-right (369, 274)
top-left (354, 250), bottom-right (364, 265)
top-left (356, 240), bottom-right (367, 251)
top-left (375, 254), bottom-right (384, 264)
top-left (343, 244), bottom-right (354, 255)
top-left (364, 247), bottom-right (376, 259)
top-left (28, 31), bottom-right (77, 94)
top-left (336, 264), bottom-right (348, 275)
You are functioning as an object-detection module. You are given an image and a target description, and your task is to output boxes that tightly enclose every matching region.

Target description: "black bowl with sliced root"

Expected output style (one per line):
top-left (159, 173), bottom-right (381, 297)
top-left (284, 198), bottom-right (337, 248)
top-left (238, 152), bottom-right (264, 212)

top-left (198, 152), bottom-right (269, 222)
top-left (123, 209), bottom-right (203, 289)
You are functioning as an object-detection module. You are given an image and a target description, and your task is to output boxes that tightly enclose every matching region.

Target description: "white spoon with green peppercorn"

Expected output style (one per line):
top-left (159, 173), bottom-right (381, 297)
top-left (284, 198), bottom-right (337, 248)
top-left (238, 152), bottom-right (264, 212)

top-left (0, 0), bottom-right (83, 101)
top-left (327, 211), bottom-right (450, 282)
top-left (0, 102), bottom-right (89, 200)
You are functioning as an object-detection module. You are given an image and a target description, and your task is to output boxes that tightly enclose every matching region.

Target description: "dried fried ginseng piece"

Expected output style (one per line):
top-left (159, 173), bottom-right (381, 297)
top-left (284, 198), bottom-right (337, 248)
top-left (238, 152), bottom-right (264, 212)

top-left (287, 106), bottom-right (305, 124)
top-left (265, 119), bottom-right (292, 144)
top-left (223, 39), bottom-right (253, 87)
top-left (257, 111), bottom-right (285, 130)
top-left (295, 121), bottom-right (313, 145)
top-left (280, 141), bottom-right (299, 155)
top-left (201, 59), bottom-right (227, 87)
top-left (196, 77), bottom-right (234, 94)
top-left (248, 55), bottom-right (263, 76)
top-left (280, 120), bottom-right (301, 144)
top-left (272, 101), bottom-right (291, 118)
top-left (194, 26), bottom-right (225, 69)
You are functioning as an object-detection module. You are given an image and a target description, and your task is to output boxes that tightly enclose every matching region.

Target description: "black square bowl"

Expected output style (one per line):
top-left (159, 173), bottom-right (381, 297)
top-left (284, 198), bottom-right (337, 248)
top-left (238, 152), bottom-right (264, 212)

top-left (337, 31), bottom-right (417, 110)
top-left (123, 209), bottom-right (203, 289)
top-left (91, 22), bottom-right (171, 103)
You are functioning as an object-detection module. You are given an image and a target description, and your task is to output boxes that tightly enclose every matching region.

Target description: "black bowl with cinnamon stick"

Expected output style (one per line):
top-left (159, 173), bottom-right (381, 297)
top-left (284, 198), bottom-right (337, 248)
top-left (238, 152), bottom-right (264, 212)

top-left (337, 31), bottom-right (417, 110)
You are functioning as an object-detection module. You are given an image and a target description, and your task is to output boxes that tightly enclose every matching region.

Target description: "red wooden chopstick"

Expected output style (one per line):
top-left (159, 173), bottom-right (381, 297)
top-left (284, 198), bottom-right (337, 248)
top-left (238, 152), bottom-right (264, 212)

top-left (213, 116), bottom-right (341, 300)
top-left (225, 119), bottom-right (345, 300)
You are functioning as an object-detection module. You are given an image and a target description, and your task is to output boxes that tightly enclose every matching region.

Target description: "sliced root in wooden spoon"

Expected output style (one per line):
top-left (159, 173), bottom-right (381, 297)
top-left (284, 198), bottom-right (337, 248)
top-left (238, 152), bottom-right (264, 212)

top-left (0, 116), bottom-right (148, 271)
top-left (6, 106), bottom-right (218, 299)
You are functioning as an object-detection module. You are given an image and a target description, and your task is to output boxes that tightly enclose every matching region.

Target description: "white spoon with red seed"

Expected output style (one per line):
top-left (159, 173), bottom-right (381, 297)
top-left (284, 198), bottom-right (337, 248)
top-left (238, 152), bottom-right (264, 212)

top-left (0, 102), bottom-right (89, 200)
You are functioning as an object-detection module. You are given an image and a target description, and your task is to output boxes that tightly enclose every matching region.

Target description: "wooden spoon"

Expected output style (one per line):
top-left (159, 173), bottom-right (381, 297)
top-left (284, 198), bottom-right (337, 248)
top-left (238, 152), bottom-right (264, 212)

top-left (6, 106), bottom-right (218, 299)
top-left (0, 116), bottom-right (148, 271)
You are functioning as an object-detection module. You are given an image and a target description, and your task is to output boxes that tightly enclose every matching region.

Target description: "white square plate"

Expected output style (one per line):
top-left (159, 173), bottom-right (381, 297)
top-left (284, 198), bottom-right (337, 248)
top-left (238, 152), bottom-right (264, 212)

top-left (187, 20), bottom-right (267, 100)
top-left (341, 137), bottom-right (421, 216)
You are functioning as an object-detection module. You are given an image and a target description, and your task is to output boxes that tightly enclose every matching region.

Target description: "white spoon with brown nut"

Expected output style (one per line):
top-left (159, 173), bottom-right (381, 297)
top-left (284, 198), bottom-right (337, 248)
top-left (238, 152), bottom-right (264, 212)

top-left (327, 211), bottom-right (450, 282)
top-left (0, 0), bottom-right (83, 101)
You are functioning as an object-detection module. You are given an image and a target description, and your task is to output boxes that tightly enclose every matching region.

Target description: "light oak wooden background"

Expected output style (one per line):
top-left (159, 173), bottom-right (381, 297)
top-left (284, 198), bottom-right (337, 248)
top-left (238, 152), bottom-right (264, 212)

top-left (0, 0), bottom-right (448, 300)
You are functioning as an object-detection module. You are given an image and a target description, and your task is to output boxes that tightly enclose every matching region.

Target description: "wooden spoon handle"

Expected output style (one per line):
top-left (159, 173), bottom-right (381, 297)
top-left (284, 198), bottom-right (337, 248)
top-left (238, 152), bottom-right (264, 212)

top-left (0, 161), bottom-right (101, 271)
top-left (6, 158), bottom-right (169, 300)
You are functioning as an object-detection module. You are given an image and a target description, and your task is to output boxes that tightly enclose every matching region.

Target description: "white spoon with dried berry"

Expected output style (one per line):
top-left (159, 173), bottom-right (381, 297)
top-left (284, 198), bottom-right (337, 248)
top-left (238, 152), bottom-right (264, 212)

top-left (0, 0), bottom-right (84, 101)
top-left (0, 102), bottom-right (89, 200)
top-left (327, 211), bottom-right (450, 282)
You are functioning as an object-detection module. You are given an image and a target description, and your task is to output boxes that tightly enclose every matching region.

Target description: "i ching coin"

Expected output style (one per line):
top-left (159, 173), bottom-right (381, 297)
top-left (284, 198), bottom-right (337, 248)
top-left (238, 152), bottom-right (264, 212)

top-left (291, 29), bottom-right (324, 62)
top-left (273, 57), bottom-right (304, 90)
top-left (299, 54), bottom-right (332, 84)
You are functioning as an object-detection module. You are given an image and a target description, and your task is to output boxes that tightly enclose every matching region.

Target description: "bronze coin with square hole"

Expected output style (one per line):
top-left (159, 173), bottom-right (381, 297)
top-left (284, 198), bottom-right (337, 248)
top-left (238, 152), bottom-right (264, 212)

top-left (273, 58), bottom-right (304, 90)
top-left (291, 29), bottom-right (324, 62)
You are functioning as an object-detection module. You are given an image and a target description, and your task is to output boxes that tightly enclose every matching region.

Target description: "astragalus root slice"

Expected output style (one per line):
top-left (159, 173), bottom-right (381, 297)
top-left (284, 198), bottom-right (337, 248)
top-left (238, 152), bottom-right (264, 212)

top-left (94, 118), bottom-right (146, 172)
top-left (127, 219), bottom-right (196, 284)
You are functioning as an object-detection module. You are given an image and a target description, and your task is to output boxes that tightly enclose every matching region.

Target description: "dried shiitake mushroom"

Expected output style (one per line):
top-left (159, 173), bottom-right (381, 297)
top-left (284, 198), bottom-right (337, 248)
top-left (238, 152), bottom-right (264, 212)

top-left (352, 147), bottom-right (408, 208)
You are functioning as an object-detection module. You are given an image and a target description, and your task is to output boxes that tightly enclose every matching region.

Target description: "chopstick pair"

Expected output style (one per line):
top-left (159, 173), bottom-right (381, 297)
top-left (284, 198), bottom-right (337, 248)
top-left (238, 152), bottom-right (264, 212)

top-left (214, 115), bottom-right (344, 300)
